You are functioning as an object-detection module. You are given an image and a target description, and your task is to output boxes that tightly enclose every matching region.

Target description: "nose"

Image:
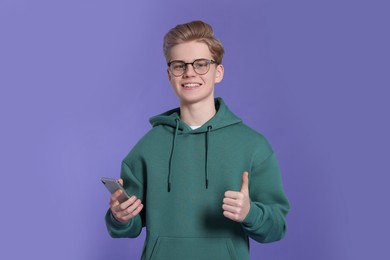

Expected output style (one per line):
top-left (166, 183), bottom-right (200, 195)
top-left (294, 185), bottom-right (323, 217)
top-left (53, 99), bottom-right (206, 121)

top-left (183, 64), bottom-right (197, 77)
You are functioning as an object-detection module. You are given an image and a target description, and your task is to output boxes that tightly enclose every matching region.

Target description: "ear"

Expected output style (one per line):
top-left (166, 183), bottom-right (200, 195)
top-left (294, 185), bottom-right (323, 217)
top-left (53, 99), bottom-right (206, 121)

top-left (215, 64), bottom-right (224, 84)
top-left (167, 68), bottom-right (172, 81)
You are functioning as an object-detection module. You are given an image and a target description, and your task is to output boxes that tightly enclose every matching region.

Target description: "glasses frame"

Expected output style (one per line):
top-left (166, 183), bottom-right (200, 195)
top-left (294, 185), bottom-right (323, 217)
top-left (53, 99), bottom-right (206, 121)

top-left (167, 59), bottom-right (217, 77)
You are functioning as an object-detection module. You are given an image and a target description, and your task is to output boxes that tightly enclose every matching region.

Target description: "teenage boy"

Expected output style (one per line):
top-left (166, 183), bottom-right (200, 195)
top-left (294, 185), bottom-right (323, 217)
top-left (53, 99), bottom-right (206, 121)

top-left (106, 20), bottom-right (290, 260)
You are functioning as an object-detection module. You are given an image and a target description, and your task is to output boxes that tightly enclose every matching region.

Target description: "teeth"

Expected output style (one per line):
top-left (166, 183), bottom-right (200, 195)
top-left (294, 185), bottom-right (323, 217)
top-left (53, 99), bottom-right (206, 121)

top-left (183, 83), bottom-right (201, 87)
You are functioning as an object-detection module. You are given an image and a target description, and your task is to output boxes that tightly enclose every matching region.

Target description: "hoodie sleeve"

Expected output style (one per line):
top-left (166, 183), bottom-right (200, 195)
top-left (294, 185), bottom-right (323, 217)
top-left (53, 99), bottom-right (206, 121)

top-left (241, 152), bottom-right (290, 243)
top-left (105, 160), bottom-right (146, 238)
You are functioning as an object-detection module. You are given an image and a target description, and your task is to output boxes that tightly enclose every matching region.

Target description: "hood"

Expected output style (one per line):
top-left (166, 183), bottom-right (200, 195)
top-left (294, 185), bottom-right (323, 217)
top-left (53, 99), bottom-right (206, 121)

top-left (149, 97), bottom-right (242, 133)
top-left (148, 98), bottom-right (242, 192)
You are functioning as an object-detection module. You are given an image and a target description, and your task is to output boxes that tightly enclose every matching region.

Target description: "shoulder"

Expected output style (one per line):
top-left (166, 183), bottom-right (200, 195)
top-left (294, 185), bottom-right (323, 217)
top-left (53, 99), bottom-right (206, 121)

top-left (229, 122), bottom-right (275, 166)
top-left (137, 125), bottom-right (168, 146)
top-left (229, 122), bottom-right (272, 149)
top-left (122, 125), bottom-right (170, 162)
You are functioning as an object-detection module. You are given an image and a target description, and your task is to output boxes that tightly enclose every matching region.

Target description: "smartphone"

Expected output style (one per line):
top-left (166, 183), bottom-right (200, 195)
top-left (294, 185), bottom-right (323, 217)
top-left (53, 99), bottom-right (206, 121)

top-left (101, 177), bottom-right (131, 203)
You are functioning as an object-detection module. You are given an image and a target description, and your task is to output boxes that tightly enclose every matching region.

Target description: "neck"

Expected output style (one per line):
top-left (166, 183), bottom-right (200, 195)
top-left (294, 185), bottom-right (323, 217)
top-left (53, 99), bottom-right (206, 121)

top-left (180, 98), bottom-right (216, 126)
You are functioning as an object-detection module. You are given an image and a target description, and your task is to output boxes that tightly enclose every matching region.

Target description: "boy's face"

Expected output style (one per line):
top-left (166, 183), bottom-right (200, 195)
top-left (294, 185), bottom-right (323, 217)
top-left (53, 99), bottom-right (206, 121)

top-left (167, 41), bottom-right (224, 106)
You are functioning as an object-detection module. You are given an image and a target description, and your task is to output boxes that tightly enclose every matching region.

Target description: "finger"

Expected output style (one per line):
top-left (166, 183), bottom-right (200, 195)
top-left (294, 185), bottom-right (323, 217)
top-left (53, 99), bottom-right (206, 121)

top-left (223, 211), bottom-right (241, 222)
top-left (111, 195), bottom-right (134, 213)
top-left (223, 197), bottom-right (240, 206)
top-left (110, 189), bottom-right (123, 206)
top-left (133, 204), bottom-right (144, 216)
top-left (118, 178), bottom-right (124, 186)
top-left (222, 204), bottom-right (240, 214)
top-left (224, 191), bottom-right (244, 200)
top-left (121, 204), bottom-right (144, 222)
top-left (117, 199), bottom-right (142, 218)
top-left (223, 197), bottom-right (245, 208)
top-left (124, 199), bottom-right (142, 214)
top-left (240, 171), bottom-right (249, 195)
top-left (118, 196), bottom-right (138, 210)
top-left (113, 196), bottom-right (138, 217)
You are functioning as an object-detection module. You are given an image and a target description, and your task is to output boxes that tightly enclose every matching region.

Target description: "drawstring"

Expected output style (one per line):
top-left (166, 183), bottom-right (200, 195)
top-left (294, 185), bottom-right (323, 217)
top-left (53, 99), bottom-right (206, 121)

top-left (168, 119), bottom-right (180, 192)
top-left (205, 126), bottom-right (212, 189)
top-left (168, 121), bottom-right (212, 192)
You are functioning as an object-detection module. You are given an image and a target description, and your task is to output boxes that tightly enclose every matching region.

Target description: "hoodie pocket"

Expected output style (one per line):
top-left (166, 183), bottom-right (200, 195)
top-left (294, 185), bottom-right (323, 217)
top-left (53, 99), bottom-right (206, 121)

top-left (150, 236), bottom-right (238, 260)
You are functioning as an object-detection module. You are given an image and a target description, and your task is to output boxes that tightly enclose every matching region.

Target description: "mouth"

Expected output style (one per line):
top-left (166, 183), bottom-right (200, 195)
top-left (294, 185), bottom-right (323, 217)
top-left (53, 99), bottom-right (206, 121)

top-left (181, 83), bottom-right (202, 89)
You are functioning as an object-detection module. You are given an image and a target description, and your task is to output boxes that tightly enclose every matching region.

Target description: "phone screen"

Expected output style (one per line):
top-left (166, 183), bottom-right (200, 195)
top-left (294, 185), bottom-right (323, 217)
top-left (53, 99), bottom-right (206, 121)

top-left (101, 177), bottom-right (130, 203)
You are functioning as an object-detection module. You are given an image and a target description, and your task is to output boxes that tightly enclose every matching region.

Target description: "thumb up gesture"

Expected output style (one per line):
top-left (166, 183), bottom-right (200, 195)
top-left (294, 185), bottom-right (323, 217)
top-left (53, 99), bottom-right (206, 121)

top-left (222, 171), bottom-right (251, 222)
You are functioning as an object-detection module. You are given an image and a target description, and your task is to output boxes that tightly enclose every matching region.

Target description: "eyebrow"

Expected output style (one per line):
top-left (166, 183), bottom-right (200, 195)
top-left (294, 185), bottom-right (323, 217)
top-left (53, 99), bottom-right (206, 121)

top-left (169, 58), bottom-right (211, 63)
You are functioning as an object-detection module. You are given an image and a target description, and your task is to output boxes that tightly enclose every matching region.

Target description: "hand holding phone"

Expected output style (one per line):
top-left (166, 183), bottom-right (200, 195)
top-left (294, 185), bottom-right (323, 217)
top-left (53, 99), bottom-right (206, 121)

top-left (101, 177), bottom-right (144, 223)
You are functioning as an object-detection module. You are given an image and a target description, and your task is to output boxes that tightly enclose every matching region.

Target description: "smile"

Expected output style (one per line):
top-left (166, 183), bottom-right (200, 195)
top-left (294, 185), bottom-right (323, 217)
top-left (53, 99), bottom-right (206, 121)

top-left (182, 83), bottom-right (202, 89)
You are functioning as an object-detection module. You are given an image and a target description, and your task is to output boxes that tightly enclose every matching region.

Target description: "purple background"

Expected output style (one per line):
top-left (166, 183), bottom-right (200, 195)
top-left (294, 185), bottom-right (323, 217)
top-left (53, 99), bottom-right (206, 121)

top-left (1, 1), bottom-right (389, 259)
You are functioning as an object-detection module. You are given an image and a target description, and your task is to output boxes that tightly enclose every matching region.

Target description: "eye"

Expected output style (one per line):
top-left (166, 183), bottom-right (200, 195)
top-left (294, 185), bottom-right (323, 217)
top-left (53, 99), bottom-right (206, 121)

top-left (172, 63), bottom-right (185, 70)
top-left (194, 60), bottom-right (208, 69)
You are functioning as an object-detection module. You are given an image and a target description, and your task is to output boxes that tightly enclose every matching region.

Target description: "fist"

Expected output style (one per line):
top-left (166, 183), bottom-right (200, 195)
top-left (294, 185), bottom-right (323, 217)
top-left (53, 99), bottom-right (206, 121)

top-left (222, 172), bottom-right (250, 222)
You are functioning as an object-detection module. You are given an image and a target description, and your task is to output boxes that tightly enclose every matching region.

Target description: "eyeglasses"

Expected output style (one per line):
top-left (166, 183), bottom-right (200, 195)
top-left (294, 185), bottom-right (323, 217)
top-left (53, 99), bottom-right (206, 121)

top-left (167, 59), bottom-right (217, 77)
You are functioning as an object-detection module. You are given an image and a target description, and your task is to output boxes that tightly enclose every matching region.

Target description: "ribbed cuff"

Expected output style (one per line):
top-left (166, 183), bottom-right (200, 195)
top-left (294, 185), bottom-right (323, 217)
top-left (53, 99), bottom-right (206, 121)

top-left (241, 201), bottom-right (262, 227)
top-left (109, 210), bottom-right (131, 228)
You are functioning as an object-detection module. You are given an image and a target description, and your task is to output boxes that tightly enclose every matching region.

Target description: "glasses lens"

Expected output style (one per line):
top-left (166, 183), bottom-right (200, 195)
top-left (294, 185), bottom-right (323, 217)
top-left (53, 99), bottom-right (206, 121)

top-left (170, 61), bottom-right (185, 76)
top-left (169, 59), bottom-right (214, 76)
top-left (193, 59), bottom-right (210, 75)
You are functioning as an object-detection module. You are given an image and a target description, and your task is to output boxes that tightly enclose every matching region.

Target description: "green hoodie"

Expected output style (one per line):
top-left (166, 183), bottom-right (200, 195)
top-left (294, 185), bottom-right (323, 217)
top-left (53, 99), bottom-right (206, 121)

top-left (105, 98), bottom-right (290, 260)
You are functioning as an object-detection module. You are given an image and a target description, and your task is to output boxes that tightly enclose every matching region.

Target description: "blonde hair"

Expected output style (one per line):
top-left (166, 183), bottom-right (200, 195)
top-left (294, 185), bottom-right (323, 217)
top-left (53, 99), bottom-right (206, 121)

top-left (163, 20), bottom-right (225, 64)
